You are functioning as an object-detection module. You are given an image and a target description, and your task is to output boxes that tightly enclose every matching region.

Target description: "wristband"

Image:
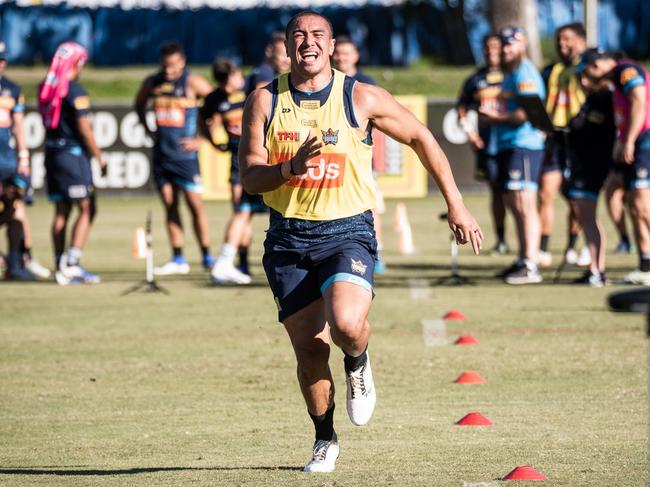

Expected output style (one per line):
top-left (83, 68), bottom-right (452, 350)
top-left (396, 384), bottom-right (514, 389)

top-left (289, 157), bottom-right (297, 176)
top-left (280, 160), bottom-right (292, 180)
top-left (18, 149), bottom-right (29, 159)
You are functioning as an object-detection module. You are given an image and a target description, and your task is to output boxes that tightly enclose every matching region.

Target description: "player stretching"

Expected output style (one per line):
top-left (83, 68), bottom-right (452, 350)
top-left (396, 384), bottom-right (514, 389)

top-left (39, 42), bottom-right (106, 285)
top-left (580, 48), bottom-right (650, 285)
top-left (239, 11), bottom-right (482, 472)
top-left (135, 42), bottom-right (215, 276)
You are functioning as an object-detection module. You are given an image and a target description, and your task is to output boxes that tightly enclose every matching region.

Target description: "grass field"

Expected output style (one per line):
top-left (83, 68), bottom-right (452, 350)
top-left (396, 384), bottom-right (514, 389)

top-left (1, 194), bottom-right (647, 486)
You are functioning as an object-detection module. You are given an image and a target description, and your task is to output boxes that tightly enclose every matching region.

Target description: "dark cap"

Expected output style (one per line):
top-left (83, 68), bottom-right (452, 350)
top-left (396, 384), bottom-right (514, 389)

top-left (0, 42), bottom-right (6, 60)
top-left (499, 26), bottom-right (525, 45)
top-left (575, 47), bottom-right (608, 73)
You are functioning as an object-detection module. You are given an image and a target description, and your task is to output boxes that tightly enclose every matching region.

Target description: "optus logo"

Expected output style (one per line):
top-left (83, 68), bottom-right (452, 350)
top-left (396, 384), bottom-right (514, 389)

top-left (274, 152), bottom-right (345, 189)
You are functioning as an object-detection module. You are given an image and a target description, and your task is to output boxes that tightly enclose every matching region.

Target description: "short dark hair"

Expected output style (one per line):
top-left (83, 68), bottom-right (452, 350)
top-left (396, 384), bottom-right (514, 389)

top-left (557, 22), bottom-right (587, 39)
top-left (335, 35), bottom-right (358, 50)
top-left (482, 33), bottom-right (501, 46)
top-left (211, 57), bottom-right (237, 85)
top-left (285, 11), bottom-right (333, 39)
top-left (160, 41), bottom-right (185, 59)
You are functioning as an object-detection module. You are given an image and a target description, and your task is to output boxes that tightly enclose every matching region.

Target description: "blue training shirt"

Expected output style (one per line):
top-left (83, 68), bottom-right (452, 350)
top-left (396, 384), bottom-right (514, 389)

top-left (0, 76), bottom-right (24, 169)
top-left (44, 80), bottom-right (91, 152)
top-left (496, 59), bottom-right (546, 151)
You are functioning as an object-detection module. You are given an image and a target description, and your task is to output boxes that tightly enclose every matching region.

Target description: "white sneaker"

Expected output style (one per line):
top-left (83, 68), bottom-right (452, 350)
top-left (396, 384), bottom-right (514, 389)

top-left (211, 260), bottom-right (252, 285)
top-left (25, 258), bottom-right (51, 278)
top-left (537, 251), bottom-right (552, 268)
top-left (620, 270), bottom-right (650, 286)
top-left (505, 260), bottom-right (543, 285)
top-left (577, 247), bottom-right (592, 267)
top-left (564, 248), bottom-right (579, 265)
top-left (345, 353), bottom-right (376, 426)
top-left (154, 259), bottom-right (190, 276)
top-left (303, 437), bottom-right (340, 473)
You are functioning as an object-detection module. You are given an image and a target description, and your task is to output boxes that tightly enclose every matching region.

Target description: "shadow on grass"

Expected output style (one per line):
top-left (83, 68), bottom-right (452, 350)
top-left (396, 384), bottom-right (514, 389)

top-left (0, 465), bottom-right (304, 476)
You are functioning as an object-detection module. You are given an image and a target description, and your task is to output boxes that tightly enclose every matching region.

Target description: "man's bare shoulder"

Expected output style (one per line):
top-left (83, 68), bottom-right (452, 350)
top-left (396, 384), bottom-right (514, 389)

top-left (245, 85), bottom-right (273, 118)
top-left (353, 81), bottom-right (393, 117)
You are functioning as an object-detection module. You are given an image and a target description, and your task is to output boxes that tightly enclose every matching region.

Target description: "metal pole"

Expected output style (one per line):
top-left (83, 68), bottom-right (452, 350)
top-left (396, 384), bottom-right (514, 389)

top-left (584, 0), bottom-right (599, 46)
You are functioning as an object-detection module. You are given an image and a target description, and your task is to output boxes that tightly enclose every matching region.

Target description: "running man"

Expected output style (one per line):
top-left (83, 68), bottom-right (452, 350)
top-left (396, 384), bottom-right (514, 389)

top-left (457, 33), bottom-right (507, 254)
top-left (134, 42), bottom-right (215, 276)
top-left (332, 35), bottom-right (388, 272)
top-left (539, 23), bottom-right (589, 268)
top-left (239, 11), bottom-right (483, 472)
top-left (580, 48), bottom-right (650, 285)
top-left (0, 42), bottom-right (42, 280)
top-left (39, 42), bottom-right (107, 285)
top-left (479, 27), bottom-right (546, 284)
top-left (199, 58), bottom-right (253, 284)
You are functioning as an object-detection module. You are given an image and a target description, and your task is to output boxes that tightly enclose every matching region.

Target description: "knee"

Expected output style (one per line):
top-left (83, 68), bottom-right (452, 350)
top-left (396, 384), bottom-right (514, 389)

top-left (294, 341), bottom-right (330, 377)
top-left (330, 310), bottom-right (367, 344)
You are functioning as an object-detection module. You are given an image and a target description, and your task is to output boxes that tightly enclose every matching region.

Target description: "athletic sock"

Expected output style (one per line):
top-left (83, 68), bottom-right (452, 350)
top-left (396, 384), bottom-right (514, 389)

top-left (67, 247), bottom-right (82, 266)
top-left (219, 243), bottom-right (237, 264)
top-left (172, 247), bottom-right (183, 259)
top-left (344, 346), bottom-right (368, 373)
top-left (621, 234), bottom-right (630, 245)
top-left (540, 235), bottom-right (550, 252)
top-left (309, 404), bottom-right (336, 441)
top-left (19, 239), bottom-right (31, 259)
top-left (55, 253), bottom-right (63, 270)
top-left (238, 247), bottom-right (249, 270)
top-left (567, 233), bottom-right (578, 250)
top-left (640, 253), bottom-right (650, 272)
top-left (496, 226), bottom-right (505, 244)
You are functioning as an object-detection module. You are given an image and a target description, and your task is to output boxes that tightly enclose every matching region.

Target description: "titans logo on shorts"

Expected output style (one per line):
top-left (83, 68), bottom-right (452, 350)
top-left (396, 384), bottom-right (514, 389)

top-left (622, 130), bottom-right (650, 190)
top-left (45, 147), bottom-right (94, 202)
top-left (497, 148), bottom-right (544, 191)
top-left (263, 210), bottom-right (377, 322)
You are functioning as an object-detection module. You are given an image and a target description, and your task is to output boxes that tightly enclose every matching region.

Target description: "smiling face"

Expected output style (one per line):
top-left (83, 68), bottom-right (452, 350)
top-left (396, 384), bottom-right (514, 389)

top-left (483, 37), bottom-right (501, 69)
top-left (160, 52), bottom-right (186, 82)
top-left (286, 14), bottom-right (335, 78)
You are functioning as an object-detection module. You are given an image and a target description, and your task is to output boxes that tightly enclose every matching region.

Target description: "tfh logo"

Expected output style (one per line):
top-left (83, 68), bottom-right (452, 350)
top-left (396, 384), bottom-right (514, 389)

top-left (277, 131), bottom-right (300, 142)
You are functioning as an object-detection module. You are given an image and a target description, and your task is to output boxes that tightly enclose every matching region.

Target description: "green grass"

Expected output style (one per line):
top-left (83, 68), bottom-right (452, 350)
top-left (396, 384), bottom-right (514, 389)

top-left (0, 194), bottom-right (647, 485)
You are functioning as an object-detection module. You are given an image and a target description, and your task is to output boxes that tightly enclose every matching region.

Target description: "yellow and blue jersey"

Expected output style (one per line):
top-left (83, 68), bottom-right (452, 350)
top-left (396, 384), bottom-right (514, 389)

top-left (0, 76), bottom-right (24, 170)
top-left (457, 66), bottom-right (503, 156)
top-left (496, 59), bottom-right (546, 152)
top-left (263, 69), bottom-right (376, 221)
top-left (542, 58), bottom-right (586, 129)
top-left (200, 87), bottom-right (246, 152)
top-left (150, 70), bottom-right (198, 162)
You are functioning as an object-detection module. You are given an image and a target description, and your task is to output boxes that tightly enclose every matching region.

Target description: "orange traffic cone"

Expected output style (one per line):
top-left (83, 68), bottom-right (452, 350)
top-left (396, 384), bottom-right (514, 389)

top-left (133, 227), bottom-right (146, 259)
top-left (394, 202), bottom-right (415, 255)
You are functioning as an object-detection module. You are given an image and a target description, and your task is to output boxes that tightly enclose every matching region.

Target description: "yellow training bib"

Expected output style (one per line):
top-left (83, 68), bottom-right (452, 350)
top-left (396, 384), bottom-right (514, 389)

top-left (263, 69), bottom-right (376, 221)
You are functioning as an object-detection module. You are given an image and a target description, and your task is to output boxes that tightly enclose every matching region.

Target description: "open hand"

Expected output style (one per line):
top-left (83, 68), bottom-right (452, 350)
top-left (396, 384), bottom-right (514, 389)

top-left (447, 203), bottom-right (483, 255)
top-left (289, 132), bottom-right (323, 175)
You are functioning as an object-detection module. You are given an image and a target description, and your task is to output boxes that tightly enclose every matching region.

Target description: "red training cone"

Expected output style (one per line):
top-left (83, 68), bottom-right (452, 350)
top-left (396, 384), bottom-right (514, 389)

top-left (502, 466), bottom-right (547, 481)
top-left (454, 371), bottom-right (486, 384)
top-left (454, 335), bottom-right (479, 345)
top-left (443, 310), bottom-right (465, 321)
top-left (455, 412), bottom-right (492, 426)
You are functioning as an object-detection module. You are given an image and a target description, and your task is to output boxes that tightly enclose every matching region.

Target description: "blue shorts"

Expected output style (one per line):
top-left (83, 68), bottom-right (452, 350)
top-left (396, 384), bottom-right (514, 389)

top-left (263, 212), bottom-right (377, 322)
top-left (235, 189), bottom-right (268, 214)
top-left (542, 132), bottom-right (567, 175)
top-left (497, 148), bottom-right (544, 192)
top-left (44, 147), bottom-right (94, 202)
top-left (153, 156), bottom-right (203, 193)
top-left (622, 130), bottom-right (650, 191)
top-left (230, 150), bottom-right (240, 185)
top-left (475, 152), bottom-right (499, 184)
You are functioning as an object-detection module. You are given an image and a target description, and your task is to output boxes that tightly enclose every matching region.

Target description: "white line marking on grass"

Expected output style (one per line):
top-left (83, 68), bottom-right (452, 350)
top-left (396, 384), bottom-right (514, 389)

top-left (421, 319), bottom-right (447, 347)
top-left (409, 278), bottom-right (432, 300)
top-left (461, 482), bottom-right (498, 487)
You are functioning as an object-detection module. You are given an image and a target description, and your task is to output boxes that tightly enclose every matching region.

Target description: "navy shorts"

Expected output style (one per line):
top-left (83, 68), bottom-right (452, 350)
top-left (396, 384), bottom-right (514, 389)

top-left (542, 132), bottom-right (568, 175)
top-left (475, 152), bottom-right (499, 184)
top-left (153, 156), bottom-right (203, 193)
top-left (235, 190), bottom-right (268, 214)
top-left (497, 148), bottom-right (544, 192)
top-left (565, 157), bottom-right (609, 201)
top-left (45, 147), bottom-right (94, 202)
top-left (263, 213), bottom-right (377, 322)
top-left (229, 150), bottom-right (240, 185)
top-left (622, 130), bottom-right (650, 191)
